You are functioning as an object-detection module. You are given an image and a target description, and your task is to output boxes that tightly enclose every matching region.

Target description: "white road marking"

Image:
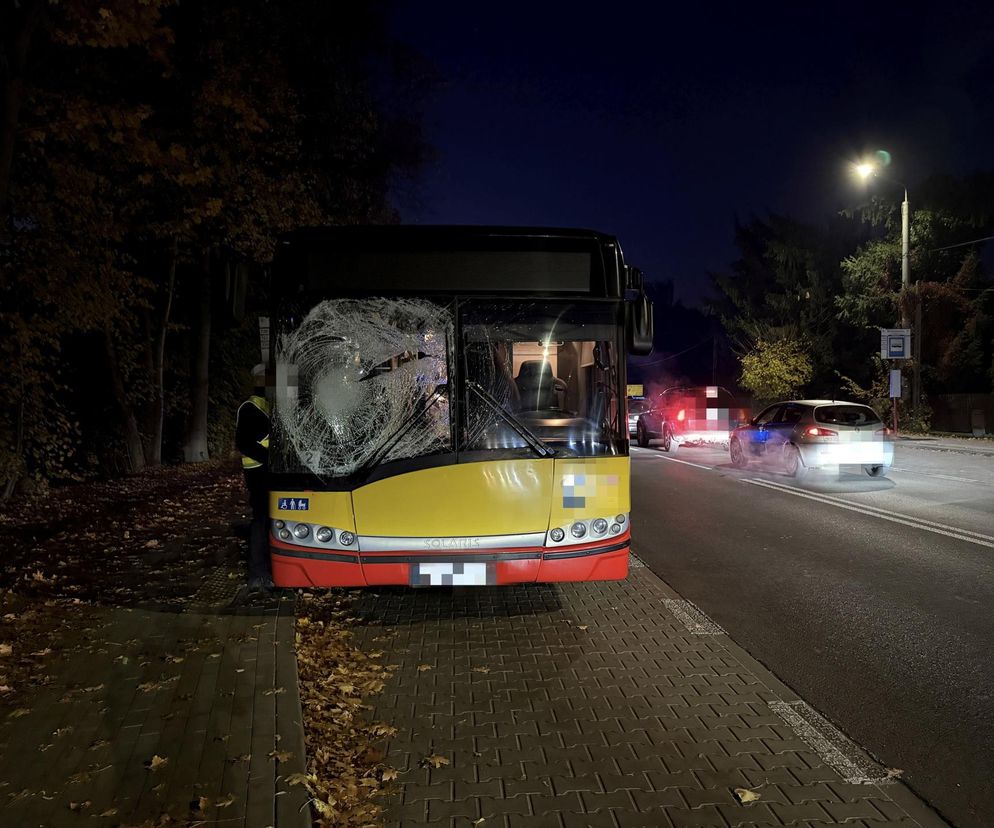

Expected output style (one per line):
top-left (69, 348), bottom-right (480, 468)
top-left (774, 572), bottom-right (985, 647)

top-left (769, 700), bottom-right (892, 784)
top-left (653, 455), bottom-right (714, 471)
top-left (890, 466), bottom-right (981, 483)
top-left (744, 478), bottom-right (994, 549)
top-left (754, 477), bottom-right (994, 543)
top-left (662, 599), bottom-right (725, 635)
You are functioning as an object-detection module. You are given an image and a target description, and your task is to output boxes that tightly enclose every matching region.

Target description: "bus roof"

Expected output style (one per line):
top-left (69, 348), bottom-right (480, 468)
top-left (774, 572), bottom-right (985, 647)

top-left (273, 225), bottom-right (629, 299)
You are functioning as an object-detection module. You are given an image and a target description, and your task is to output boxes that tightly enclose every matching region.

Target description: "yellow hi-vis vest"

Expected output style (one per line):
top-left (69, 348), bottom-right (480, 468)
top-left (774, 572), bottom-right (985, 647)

top-left (239, 395), bottom-right (270, 470)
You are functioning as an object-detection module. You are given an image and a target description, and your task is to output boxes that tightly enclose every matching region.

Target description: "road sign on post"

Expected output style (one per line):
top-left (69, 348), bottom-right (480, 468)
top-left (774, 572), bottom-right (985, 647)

top-left (880, 328), bottom-right (911, 359)
top-left (889, 369), bottom-right (902, 398)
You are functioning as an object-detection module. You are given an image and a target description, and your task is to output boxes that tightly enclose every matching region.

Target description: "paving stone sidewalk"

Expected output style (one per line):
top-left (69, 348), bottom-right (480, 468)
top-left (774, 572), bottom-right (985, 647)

top-left (0, 570), bottom-right (310, 828)
top-left (348, 560), bottom-right (946, 828)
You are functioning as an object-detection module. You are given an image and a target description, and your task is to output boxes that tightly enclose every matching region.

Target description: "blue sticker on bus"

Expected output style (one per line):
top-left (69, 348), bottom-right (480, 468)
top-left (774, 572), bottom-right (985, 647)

top-left (278, 497), bottom-right (309, 511)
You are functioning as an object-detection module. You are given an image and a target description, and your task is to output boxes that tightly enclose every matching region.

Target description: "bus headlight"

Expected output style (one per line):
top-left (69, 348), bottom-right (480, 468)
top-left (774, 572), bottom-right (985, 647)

top-left (549, 527), bottom-right (565, 543)
top-left (609, 523), bottom-right (621, 534)
top-left (591, 518), bottom-right (608, 535)
top-left (338, 531), bottom-right (356, 546)
top-left (315, 526), bottom-right (334, 543)
top-left (292, 523), bottom-right (310, 539)
top-left (616, 514), bottom-right (626, 524)
top-left (274, 520), bottom-right (285, 529)
top-left (570, 522), bottom-right (587, 539)
top-left (279, 529), bottom-right (291, 540)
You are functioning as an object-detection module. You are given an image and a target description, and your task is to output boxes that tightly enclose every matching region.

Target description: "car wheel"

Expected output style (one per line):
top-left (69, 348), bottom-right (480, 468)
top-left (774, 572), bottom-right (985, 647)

top-left (784, 445), bottom-right (807, 480)
top-left (662, 429), bottom-right (677, 453)
top-left (863, 464), bottom-right (888, 478)
top-left (730, 438), bottom-right (748, 469)
top-left (637, 422), bottom-right (649, 448)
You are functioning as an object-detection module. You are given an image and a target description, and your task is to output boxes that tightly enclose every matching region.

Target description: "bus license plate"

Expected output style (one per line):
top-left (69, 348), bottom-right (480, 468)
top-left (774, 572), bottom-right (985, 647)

top-left (410, 562), bottom-right (492, 586)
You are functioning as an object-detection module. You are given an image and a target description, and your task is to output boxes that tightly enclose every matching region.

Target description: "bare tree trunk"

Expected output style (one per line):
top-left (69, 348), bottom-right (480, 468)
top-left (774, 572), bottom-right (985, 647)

top-left (1, 394), bottom-right (23, 501)
top-left (182, 248), bottom-right (212, 462)
top-left (102, 324), bottom-right (146, 473)
top-left (145, 239), bottom-right (177, 466)
top-left (0, 0), bottom-right (42, 236)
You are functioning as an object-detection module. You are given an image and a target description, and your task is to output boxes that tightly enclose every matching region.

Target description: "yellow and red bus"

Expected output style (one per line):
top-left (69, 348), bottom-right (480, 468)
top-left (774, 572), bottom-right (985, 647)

top-left (267, 226), bottom-right (653, 587)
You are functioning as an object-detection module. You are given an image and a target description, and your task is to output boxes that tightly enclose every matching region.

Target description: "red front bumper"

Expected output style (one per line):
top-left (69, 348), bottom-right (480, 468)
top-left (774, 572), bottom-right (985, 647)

top-left (270, 532), bottom-right (630, 587)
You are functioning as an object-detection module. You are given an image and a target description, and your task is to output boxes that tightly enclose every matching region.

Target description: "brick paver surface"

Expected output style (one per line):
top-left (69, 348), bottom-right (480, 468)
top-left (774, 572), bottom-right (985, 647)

top-left (0, 573), bottom-right (309, 828)
top-left (347, 562), bottom-right (945, 827)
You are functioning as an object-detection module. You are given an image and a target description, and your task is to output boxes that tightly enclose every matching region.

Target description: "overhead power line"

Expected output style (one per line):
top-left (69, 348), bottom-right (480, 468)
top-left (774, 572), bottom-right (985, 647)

top-left (928, 234), bottom-right (994, 252)
top-left (633, 335), bottom-right (714, 366)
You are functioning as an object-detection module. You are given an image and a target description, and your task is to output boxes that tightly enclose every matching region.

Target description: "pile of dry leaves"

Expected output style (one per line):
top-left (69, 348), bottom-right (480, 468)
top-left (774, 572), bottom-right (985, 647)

top-left (293, 592), bottom-right (399, 827)
top-left (0, 462), bottom-right (245, 710)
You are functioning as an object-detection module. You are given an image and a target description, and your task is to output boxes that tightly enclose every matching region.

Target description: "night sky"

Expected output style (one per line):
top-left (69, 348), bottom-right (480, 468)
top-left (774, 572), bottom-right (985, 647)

top-left (390, 2), bottom-right (994, 305)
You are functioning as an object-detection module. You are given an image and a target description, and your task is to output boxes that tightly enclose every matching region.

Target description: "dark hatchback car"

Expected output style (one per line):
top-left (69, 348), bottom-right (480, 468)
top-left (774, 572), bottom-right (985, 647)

top-left (635, 386), bottom-right (750, 451)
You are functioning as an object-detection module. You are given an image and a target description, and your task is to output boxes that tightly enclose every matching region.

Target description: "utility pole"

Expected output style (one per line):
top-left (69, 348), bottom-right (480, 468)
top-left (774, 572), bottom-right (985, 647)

top-left (900, 188), bottom-right (922, 414)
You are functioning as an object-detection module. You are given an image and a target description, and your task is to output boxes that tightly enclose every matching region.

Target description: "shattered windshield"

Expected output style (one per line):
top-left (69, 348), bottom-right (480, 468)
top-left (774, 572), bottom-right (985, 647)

top-left (271, 297), bottom-right (453, 477)
top-left (461, 300), bottom-right (624, 456)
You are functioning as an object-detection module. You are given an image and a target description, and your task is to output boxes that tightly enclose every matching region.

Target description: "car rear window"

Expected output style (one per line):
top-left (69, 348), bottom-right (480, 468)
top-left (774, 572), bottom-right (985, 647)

top-left (815, 405), bottom-right (881, 426)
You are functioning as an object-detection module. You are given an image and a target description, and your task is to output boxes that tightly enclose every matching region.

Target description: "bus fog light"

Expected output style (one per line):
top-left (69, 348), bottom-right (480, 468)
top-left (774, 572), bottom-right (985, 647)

top-left (570, 522), bottom-right (587, 539)
top-left (315, 526), bottom-right (334, 543)
top-left (339, 531), bottom-right (355, 546)
top-left (609, 523), bottom-right (621, 534)
top-left (591, 518), bottom-right (608, 534)
top-left (274, 520), bottom-right (285, 529)
top-left (616, 514), bottom-right (626, 524)
top-left (292, 523), bottom-right (310, 539)
top-left (549, 527), bottom-right (565, 542)
top-left (279, 528), bottom-right (291, 540)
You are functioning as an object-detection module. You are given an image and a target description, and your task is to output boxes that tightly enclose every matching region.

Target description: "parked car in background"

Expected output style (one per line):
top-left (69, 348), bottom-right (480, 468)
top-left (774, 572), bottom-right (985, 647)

top-left (636, 386), bottom-right (750, 451)
top-left (729, 399), bottom-right (894, 478)
top-left (627, 396), bottom-right (650, 436)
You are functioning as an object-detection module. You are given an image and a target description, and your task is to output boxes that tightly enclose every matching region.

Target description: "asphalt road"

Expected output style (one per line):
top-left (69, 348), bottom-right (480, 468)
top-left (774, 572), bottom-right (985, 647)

top-left (630, 439), bottom-right (994, 828)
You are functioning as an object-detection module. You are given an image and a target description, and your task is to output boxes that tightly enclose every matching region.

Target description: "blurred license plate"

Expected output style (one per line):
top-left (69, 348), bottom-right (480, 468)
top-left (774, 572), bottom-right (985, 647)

top-left (410, 562), bottom-right (492, 586)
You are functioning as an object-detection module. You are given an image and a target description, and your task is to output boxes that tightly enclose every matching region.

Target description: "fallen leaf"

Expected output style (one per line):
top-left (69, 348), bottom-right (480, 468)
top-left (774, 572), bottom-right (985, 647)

top-left (263, 686), bottom-right (286, 696)
top-left (285, 772), bottom-right (314, 787)
top-left (268, 749), bottom-right (292, 763)
top-left (471, 666), bottom-right (490, 673)
top-left (733, 787), bottom-right (761, 804)
top-left (420, 754), bottom-right (449, 769)
top-left (215, 793), bottom-right (235, 808)
top-left (885, 767), bottom-right (904, 779)
top-left (99, 808), bottom-right (118, 817)
top-left (145, 754), bottom-right (169, 771)
top-left (359, 745), bottom-right (384, 765)
top-left (0, 643), bottom-right (12, 656)
top-left (381, 768), bottom-right (399, 782)
top-left (68, 800), bottom-right (91, 811)
top-left (473, 819), bottom-right (486, 826)
top-left (578, 625), bottom-right (589, 631)
top-left (417, 664), bottom-right (432, 672)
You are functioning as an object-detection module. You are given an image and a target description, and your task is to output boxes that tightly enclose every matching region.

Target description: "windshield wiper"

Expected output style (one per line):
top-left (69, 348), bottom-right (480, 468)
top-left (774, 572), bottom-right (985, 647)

top-left (355, 385), bottom-right (448, 478)
top-left (466, 381), bottom-right (556, 458)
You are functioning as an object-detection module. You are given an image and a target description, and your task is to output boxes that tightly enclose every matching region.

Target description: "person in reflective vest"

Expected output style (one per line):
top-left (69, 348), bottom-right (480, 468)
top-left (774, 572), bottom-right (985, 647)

top-left (236, 367), bottom-right (273, 591)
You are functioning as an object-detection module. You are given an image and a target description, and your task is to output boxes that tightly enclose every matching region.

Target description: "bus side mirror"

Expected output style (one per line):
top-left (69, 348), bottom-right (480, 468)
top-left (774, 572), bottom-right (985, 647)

top-left (627, 295), bottom-right (654, 356)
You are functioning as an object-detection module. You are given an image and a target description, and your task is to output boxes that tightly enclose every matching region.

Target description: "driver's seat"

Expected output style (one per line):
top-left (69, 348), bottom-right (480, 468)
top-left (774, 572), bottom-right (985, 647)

top-left (515, 360), bottom-right (558, 410)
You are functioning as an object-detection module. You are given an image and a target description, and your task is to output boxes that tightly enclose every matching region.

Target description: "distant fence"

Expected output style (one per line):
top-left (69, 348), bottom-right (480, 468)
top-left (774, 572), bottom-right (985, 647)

top-left (930, 394), bottom-right (994, 435)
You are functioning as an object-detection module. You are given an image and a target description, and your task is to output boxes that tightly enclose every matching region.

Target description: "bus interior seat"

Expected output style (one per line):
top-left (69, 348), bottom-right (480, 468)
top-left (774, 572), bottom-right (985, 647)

top-left (515, 360), bottom-right (558, 410)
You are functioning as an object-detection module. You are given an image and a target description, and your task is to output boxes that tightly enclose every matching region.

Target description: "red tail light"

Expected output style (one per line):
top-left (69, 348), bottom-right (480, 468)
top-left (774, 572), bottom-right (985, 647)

top-left (806, 426), bottom-right (837, 437)
top-left (676, 409), bottom-right (685, 421)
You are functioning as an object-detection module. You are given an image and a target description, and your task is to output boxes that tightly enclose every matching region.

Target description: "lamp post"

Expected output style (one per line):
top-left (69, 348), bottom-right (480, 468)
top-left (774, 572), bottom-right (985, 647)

top-left (854, 161), bottom-right (921, 413)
